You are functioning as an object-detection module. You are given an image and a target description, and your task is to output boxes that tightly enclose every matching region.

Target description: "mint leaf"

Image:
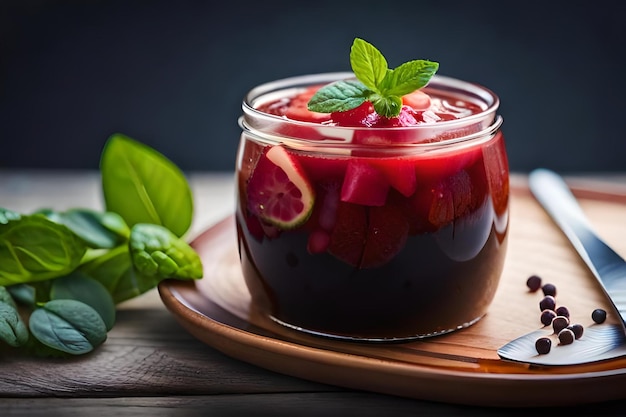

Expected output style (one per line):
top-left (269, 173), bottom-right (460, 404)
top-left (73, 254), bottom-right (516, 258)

top-left (380, 60), bottom-right (439, 97)
top-left (307, 80), bottom-right (370, 113)
top-left (371, 95), bottom-right (403, 119)
top-left (349, 38), bottom-right (388, 91)
top-left (308, 37), bottom-right (439, 118)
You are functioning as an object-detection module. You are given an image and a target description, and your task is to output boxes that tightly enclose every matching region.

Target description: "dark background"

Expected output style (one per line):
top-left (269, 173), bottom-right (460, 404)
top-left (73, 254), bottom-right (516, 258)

top-left (1, 0), bottom-right (625, 174)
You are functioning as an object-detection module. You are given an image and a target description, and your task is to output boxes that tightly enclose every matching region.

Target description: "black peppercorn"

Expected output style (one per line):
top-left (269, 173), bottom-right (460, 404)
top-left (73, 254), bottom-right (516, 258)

top-left (542, 283), bottom-right (557, 297)
top-left (552, 315), bottom-right (570, 334)
top-left (555, 305), bottom-right (570, 318)
top-left (558, 328), bottom-right (575, 345)
top-left (539, 295), bottom-right (556, 311)
top-left (535, 337), bottom-right (552, 354)
top-left (526, 275), bottom-right (542, 292)
top-left (568, 324), bottom-right (584, 339)
top-left (540, 309), bottom-right (557, 326)
top-left (592, 308), bottom-right (607, 324)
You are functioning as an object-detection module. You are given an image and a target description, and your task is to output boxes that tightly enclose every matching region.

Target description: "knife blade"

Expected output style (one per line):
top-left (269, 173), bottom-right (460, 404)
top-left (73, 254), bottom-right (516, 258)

top-left (497, 168), bottom-right (626, 365)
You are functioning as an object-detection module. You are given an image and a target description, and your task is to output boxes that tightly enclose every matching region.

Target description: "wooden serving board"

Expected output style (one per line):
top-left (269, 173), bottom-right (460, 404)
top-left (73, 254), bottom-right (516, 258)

top-left (159, 178), bottom-right (626, 407)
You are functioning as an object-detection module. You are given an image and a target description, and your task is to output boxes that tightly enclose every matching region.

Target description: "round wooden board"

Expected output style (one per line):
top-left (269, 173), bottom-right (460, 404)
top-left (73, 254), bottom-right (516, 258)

top-left (159, 178), bottom-right (626, 407)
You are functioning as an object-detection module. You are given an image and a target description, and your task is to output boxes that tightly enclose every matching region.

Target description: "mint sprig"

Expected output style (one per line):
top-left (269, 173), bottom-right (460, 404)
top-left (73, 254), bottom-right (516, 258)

top-left (307, 38), bottom-right (439, 118)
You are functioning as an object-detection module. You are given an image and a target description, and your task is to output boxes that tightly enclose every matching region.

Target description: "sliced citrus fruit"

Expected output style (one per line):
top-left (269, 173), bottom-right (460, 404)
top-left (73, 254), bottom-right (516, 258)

top-left (247, 145), bottom-right (315, 229)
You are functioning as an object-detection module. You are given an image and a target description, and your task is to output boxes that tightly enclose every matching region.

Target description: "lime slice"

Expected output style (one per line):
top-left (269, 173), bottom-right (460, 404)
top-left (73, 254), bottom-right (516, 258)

top-left (247, 145), bottom-right (315, 229)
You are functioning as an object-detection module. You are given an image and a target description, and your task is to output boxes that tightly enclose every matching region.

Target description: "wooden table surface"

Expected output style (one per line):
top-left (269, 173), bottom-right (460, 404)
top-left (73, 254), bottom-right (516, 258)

top-left (2, 169), bottom-right (626, 417)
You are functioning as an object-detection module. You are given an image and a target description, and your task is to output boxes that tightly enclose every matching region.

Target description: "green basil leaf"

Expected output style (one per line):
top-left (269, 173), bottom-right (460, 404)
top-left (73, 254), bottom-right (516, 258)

top-left (7, 284), bottom-right (36, 306)
top-left (0, 207), bottom-right (21, 224)
top-left (0, 285), bottom-right (16, 308)
top-left (51, 272), bottom-right (116, 330)
top-left (29, 299), bottom-right (107, 355)
top-left (100, 134), bottom-right (193, 237)
top-left (78, 245), bottom-right (137, 303)
top-left (130, 223), bottom-right (203, 280)
top-left (41, 208), bottom-right (129, 249)
top-left (0, 214), bottom-right (87, 286)
top-left (0, 301), bottom-right (29, 347)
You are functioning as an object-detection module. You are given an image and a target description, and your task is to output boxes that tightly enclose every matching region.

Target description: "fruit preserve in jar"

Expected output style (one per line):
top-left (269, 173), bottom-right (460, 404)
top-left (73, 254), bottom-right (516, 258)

top-left (235, 39), bottom-right (509, 341)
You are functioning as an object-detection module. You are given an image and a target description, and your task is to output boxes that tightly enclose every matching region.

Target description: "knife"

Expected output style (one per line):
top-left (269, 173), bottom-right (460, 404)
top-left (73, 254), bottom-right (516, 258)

top-left (497, 168), bottom-right (626, 365)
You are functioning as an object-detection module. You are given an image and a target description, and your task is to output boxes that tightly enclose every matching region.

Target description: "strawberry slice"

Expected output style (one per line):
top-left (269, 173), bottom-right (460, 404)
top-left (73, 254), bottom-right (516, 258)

top-left (246, 145), bottom-right (315, 229)
top-left (340, 159), bottom-right (389, 206)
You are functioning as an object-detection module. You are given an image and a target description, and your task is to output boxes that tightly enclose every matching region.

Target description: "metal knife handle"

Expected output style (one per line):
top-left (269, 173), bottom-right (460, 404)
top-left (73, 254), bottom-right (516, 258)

top-left (529, 168), bottom-right (626, 326)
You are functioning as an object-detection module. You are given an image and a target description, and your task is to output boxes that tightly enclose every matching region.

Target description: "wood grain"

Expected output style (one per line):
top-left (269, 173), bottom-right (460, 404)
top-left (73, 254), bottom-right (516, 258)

top-left (0, 307), bottom-right (331, 397)
top-left (159, 182), bottom-right (626, 406)
top-left (3, 171), bottom-right (626, 415)
top-left (5, 394), bottom-right (626, 417)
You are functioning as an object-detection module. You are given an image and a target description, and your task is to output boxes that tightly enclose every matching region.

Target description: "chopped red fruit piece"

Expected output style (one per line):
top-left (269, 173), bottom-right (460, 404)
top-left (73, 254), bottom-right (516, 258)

top-left (402, 90), bottom-right (432, 110)
top-left (371, 158), bottom-right (417, 197)
top-left (284, 86), bottom-right (331, 123)
top-left (340, 160), bottom-right (389, 206)
top-left (427, 169), bottom-right (475, 228)
top-left (328, 202), bottom-right (367, 267)
top-left (330, 102), bottom-right (374, 127)
top-left (365, 105), bottom-right (419, 128)
top-left (413, 146), bottom-right (482, 182)
top-left (328, 203), bottom-right (409, 269)
top-left (402, 186), bottom-right (438, 234)
top-left (307, 229), bottom-right (330, 254)
top-left (316, 181), bottom-right (341, 231)
top-left (352, 106), bottom-right (420, 145)
top-left (361, 204), bottom-right (409, 268)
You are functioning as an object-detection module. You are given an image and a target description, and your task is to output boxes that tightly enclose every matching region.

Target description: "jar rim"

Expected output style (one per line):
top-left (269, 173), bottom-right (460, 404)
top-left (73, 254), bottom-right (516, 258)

top-left (241, 72), bottom-right (501, 150)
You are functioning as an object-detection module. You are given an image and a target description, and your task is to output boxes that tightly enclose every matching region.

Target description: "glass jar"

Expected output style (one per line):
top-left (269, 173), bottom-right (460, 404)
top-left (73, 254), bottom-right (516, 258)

top-left (236, 72), bottom-right (508, 341)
